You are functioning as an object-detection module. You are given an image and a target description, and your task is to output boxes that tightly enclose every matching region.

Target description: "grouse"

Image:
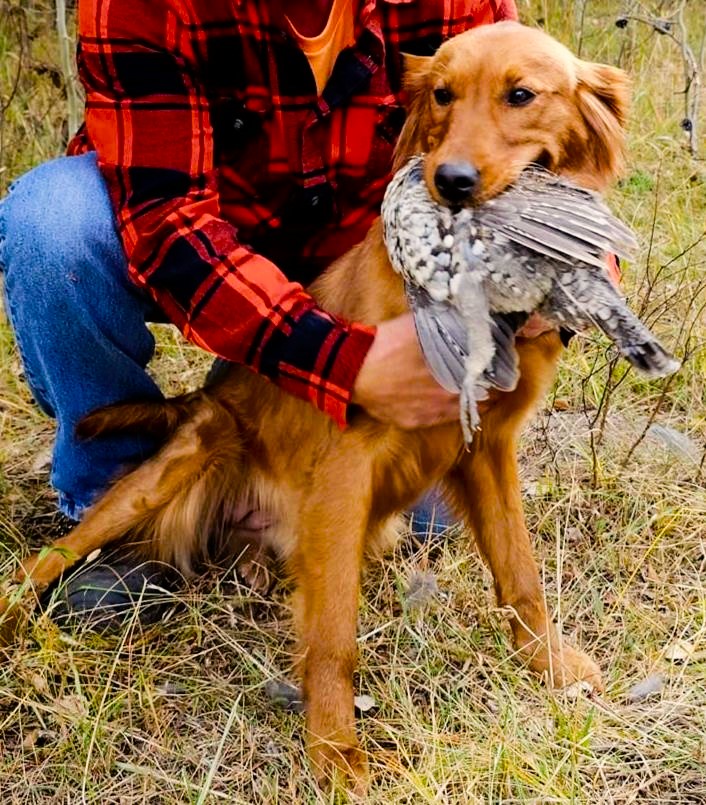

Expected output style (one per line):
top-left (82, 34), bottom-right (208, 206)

top-left (381, 156), bottom-right (679, 443)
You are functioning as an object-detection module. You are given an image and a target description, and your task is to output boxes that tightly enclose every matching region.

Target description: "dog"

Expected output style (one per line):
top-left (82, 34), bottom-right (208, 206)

top-left (0, 22), bottom-right (630, 793)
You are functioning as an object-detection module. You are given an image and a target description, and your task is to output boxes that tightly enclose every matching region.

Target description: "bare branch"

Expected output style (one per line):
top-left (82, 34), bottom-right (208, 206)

top-left (615, 3), bottom-right (701, 157)
top-left (55, 0), bottom-right (81, 137)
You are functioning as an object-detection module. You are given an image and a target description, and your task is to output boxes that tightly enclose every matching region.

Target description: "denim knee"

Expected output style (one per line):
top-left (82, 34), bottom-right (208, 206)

top-left (1, 153), bottom-right (157, 370)
top-left (0, 152), bottom-right (124, 293)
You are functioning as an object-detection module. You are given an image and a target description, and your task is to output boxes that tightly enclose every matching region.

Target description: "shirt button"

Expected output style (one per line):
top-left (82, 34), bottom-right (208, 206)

top-left (233, 117), bottom-right (244, 131)
top-left (310, 194), bottom-right (320, 207)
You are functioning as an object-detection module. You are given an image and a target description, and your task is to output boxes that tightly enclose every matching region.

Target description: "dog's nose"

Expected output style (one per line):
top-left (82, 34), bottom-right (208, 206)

top-left (434, 162), bottom-right (480, 204)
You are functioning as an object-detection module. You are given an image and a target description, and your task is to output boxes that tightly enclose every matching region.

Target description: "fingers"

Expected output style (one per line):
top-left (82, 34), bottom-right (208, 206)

top-left (354, 313), bottom-right (505, 430)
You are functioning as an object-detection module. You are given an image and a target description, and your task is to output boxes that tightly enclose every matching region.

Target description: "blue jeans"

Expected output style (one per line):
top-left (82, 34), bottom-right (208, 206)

top-left (0, 153), bottom-right (450, 533)
top-left (0, 153), bottom-right (162, 519)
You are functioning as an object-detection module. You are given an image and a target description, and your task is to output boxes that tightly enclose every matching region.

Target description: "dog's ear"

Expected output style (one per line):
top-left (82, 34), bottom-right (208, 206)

top-left (393, 54), bottom-right (433, 171)
top-left (562, 61), bottom-right (630, 189)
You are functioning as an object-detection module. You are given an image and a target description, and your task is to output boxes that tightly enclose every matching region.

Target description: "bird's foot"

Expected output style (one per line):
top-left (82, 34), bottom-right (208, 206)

top-left (460, 378), bottom-right (481, 446)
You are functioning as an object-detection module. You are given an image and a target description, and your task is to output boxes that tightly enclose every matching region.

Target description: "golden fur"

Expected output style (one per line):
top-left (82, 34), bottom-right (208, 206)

top-left (0, 22), bottom-right (630, 793)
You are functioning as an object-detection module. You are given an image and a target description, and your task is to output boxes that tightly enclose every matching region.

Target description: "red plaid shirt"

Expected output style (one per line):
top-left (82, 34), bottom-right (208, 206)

top-left (69, 0), bottom-right (517, 426)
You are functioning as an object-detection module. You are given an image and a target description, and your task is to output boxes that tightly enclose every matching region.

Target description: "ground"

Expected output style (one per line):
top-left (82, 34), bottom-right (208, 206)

top-left (0, 1), bottom-right (705, 802)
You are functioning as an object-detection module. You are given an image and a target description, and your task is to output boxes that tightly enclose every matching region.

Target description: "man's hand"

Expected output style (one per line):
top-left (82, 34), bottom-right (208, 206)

top-left (352, 313), bottom-right (459, 429)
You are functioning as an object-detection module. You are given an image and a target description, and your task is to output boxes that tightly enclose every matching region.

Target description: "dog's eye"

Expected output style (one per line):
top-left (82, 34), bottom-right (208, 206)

top-left (433, 87), bottom-right (454, 106)
top-left (507, 87), bottom-right (536, 106)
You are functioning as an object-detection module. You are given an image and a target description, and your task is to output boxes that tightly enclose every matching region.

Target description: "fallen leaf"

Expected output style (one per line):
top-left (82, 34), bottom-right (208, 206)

top-left (53, 694), bottom-right (89, 722)
top-left (22, 729), bottom-right (39, 750)
top-left (29, 672), bottom-right (49, 696)
top-left (626, 673), bottom-right (664, 703)
top-left (664, 639), bottom-right (696, 663)
top-left (354, 694), bottom-right (377, 714)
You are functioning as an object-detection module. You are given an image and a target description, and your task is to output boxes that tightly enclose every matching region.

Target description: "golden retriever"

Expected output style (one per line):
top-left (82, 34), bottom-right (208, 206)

top-left (0, 22), bottom-right (630, 793)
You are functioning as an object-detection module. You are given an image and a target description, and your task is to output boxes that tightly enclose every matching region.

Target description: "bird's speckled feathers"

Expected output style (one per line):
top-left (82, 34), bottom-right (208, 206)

top-left (382, 156), bottom-right (680, 443)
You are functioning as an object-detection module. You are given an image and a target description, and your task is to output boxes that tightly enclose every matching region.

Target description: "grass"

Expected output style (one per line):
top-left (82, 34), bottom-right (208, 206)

top-left (1, 0), bottom-right (705, 801)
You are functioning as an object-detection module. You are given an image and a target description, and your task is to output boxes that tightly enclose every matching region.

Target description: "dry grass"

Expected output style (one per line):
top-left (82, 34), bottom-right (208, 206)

top-left (1, 1), bottom-right (705, 802)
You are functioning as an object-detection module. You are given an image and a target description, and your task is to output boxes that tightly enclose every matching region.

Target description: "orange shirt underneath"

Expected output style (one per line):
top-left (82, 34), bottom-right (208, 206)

top-left (286, 0), bottom-right (357, 94)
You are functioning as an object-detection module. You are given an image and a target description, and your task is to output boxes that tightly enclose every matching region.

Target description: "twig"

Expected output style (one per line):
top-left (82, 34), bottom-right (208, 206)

top-left (620, 373), bottom-right (675, 468)
top-left (615, 4), bottom-right (701, 157)
top-left (55, 0), bottom-right (81, 137)
top-left (0, 4), bottom-right (28, 169)
top-left (574, 0), bottom-right (589, 58)
top-left (0, 6), bottom-right (26, 116)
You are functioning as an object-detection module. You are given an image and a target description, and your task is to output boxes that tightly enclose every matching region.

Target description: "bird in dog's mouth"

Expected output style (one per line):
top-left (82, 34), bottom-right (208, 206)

top-left (382, 155), bottom-right (680, 444)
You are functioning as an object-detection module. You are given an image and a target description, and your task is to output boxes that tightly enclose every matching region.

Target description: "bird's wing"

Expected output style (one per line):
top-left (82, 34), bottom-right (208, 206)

top-left (478, 168), bottom-right (637, 269)
top-left (547, 274), bottom-right (680, 378)
top-left (484, 312), bottom-right (526, 391)
top-left (406, 284), bottom-right (466, 393)
top-left (406, 282), bottom-right (522, 393)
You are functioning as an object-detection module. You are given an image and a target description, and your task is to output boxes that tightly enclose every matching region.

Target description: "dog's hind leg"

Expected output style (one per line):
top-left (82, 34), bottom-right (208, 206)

top-left (289, 446), bottom-right (371, 794)
top-left (0, 398), bottom-right (245, 642)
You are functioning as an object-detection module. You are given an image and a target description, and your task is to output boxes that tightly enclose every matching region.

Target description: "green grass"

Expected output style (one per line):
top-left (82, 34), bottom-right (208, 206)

top-left (1, 1), bottom-right (705, 802)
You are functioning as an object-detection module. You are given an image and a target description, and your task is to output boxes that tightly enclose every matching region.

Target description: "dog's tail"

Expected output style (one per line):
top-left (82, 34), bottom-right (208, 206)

top-left (76, 392), bottom-right (204, 442)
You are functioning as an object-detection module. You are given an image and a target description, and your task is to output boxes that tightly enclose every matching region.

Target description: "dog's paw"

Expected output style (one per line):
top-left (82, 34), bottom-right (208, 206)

top-left (549, 644), bottom-right (603, 692)
top-left (309, 739), bottom-right (369, 797)
top-left (527, 642), bottom-right (603, 693)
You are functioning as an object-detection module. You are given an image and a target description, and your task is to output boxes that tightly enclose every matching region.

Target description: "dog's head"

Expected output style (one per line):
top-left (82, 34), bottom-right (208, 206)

top-left (394, 22), bottom-right (630, 204)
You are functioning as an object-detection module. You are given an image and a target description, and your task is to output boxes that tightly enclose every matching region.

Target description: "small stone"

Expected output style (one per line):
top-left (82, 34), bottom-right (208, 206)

top-left (264, 680), bottom-right (305, 713)
top-left (626, 673), bottom-right (664, 702)
top-left (646, 424), bottom-right (700, 464)
top-left (405, 570), bottom-right (440, 611)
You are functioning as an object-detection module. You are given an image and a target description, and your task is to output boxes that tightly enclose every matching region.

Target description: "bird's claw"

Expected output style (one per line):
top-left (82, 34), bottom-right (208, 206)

top-left (460, 379), bottom-right (481, 446)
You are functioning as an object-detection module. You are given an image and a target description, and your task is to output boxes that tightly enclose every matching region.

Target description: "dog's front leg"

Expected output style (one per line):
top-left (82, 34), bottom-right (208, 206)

top-left (447, 439), bottom-right (602, 690)
top-left (445, 334), bottom-right (603, 690)
top-left (290, 452), bottom-right (370, 794)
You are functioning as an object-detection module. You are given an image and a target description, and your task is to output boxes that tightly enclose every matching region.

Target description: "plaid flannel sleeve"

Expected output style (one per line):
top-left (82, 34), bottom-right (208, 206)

top-left (75, 1), bottom-right (374, 427)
